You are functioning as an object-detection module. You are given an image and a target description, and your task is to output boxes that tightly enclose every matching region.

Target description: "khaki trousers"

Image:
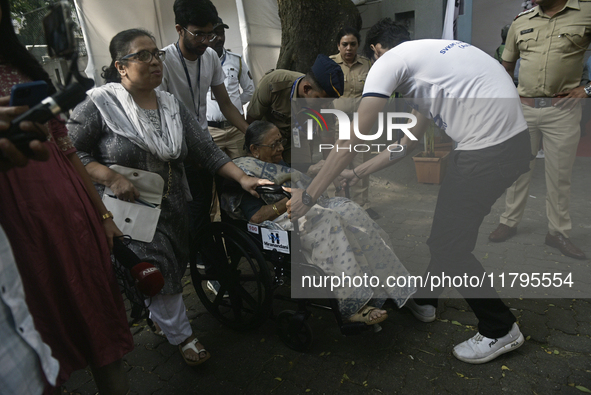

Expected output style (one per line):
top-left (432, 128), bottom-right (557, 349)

top-left (500, 103), bottom-right (582, 237)
top-left (208, 125), bottom-right (245, 159)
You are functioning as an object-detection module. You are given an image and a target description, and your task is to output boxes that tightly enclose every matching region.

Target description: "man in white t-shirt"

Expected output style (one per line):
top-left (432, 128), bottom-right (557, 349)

top-left (159, 0), bottom-right (250, 239)
top-left (288, 18), bottom-right (531, 364)
top-left (206, 17), bottom-right (255, 159)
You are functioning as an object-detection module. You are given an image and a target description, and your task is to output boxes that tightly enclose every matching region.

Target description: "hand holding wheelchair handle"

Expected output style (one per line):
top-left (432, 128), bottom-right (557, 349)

top-left (255, 184), bottom-right (291, 199)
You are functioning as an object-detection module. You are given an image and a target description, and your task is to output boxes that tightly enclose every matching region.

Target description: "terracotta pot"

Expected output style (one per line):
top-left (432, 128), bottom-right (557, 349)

top-left (412, 151), bottom-right (450, 184)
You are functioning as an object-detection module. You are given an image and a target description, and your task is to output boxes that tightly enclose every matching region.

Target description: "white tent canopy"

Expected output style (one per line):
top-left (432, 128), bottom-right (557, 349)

top-left (74, 0), bottom-right (281, 85)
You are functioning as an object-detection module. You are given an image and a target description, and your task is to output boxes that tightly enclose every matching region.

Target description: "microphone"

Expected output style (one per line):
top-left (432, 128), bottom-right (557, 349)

top-left (3, 79), bottom-right (93, 157)
top-left (112, 238), bottom-right (164, 297)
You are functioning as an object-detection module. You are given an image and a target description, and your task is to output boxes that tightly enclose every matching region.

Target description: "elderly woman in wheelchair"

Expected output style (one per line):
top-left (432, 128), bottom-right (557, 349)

top-left (222, 120), bottom-right (424, 326)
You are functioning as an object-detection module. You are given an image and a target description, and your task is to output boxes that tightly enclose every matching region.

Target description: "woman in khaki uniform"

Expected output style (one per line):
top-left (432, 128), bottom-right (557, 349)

top-left (330, 27), bottom-right (376, 217)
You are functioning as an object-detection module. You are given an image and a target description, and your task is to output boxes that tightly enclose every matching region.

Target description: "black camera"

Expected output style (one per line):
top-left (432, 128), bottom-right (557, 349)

top-left (1, 2), bottom-right (94, 157)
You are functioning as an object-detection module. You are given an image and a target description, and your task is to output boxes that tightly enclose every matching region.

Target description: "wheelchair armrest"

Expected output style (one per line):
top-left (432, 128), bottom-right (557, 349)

top-left (255, 184), bottom-right (291, 199)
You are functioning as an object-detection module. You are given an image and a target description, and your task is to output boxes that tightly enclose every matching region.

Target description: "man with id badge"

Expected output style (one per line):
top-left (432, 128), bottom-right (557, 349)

top-left (158, 0), bottom-right (250, 237)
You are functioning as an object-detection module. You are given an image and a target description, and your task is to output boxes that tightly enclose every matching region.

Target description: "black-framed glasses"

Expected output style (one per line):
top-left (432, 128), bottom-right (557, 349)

top-left (257, 138), bottom-right (287, 150)
top-left (183, 27), bottom-right (217, 43)
top-left (120, 50), bottom-right (166, 63)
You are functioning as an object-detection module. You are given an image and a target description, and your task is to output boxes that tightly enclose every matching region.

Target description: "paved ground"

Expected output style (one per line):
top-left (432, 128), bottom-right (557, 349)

top-left (63, 153), bottom-right (591, 395)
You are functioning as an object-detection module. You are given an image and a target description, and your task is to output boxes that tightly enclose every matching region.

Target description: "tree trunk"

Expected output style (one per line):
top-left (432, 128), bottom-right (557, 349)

top-left (277, 0), bottom-right (361, 73)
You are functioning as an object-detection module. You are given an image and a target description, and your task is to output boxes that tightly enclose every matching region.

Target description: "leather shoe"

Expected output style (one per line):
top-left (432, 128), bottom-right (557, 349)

top-left (545, 233), bottom-right (587, 260)
top-left (488, 224), bottom-right (517, 242)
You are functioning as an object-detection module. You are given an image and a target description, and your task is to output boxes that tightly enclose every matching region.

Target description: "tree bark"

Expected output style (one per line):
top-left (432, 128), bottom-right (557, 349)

top-left (277, 0), bottom-right (361, 73)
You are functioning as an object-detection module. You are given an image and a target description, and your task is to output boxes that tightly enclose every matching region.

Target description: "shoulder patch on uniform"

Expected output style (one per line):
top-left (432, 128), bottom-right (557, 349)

top-left (514, 7), bottom-right (535, 20)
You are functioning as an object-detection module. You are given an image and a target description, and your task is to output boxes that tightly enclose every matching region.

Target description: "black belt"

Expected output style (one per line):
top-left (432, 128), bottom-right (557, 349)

top-left (208, 120), bottom-right (232, 129)
top-left (519, 97), bottom-right (559, 108)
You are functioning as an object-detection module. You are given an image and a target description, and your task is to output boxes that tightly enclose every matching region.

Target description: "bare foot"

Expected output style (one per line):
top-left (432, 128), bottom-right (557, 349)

top-left (366, 308), bottom-right (387, 323)
top-left (348, 306), bottom-right (388, 325)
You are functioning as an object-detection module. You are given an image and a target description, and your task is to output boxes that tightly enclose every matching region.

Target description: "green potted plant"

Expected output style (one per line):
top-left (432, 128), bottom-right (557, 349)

top-left (412, 122), bottom-right (450, 184)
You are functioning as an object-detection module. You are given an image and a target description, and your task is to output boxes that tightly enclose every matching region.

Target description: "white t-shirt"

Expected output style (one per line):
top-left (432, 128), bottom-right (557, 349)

top-left (207, 49), bottom-right (255, 122)
top-left (363, 39), bottom-right (528, 151)
top-left (159, 44), bottom-right (226, 131)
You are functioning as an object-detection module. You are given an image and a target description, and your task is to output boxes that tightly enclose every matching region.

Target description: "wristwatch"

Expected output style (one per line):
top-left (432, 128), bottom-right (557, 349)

top-left (301, 190), bottom-right (315, 207)
top-left (584, 82), bottom-right (591, 97)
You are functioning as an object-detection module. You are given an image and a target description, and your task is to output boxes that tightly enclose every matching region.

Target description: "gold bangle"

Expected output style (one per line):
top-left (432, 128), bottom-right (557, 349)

top-left (102, 211), bottom-right (114, 221)
top-left (272, 204), bottom-right (280, 216)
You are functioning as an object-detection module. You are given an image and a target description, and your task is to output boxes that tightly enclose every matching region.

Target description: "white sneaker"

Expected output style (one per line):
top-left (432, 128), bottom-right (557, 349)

top-left (453, 322), bottom-right (524, 364)
top-left (187, 262), bottom-right (205, 270)
top-left (207, 281), bottom-right (229, 298)
top-left (536, 149), bottom-right (545, 159)
top-left (404, 298), bottom-right (436, 322)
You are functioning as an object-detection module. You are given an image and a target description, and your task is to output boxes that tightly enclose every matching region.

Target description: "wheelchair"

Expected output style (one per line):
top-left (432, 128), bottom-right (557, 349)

top-left (189, 185), bottom-right (376, 351)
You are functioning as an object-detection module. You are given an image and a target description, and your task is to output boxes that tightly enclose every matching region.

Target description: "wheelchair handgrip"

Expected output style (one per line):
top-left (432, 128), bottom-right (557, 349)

top-left (256, 184), bottom-right (291, 199)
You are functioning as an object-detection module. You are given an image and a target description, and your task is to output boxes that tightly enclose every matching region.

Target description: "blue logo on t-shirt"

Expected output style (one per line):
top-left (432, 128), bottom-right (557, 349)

top-left (440, 41), bottom-right (471, 55)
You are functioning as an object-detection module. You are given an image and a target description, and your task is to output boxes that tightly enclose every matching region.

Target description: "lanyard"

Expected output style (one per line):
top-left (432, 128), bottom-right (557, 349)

top-left (290, 76), bottom-right (304, 103)
top-left (175, 41), bottom-right (201, 121)
top-left (220, 49), bottom-right (227, 66)
top-left (291, 76), bottom-right (305, 130)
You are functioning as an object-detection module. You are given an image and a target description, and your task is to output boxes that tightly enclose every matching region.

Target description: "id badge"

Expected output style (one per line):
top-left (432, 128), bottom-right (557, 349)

top-left (292, 127), bottom-right (301, 148)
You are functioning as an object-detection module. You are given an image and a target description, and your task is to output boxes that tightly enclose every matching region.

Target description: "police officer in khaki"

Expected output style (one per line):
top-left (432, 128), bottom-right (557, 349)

top-left (489, 0), bottom-right (591, 259)
top-left (330, 27), bottom-right (374, 213)
top-left (246, 54), bottom-right (344, 168)
top-left (206, 17), bottom-right (255, 160)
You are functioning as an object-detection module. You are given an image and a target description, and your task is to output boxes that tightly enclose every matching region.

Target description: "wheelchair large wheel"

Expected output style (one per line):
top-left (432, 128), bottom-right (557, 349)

top-left (190, 222), bottom-right (273, 331)
top-left (276, 310), bottom-right (313, 352)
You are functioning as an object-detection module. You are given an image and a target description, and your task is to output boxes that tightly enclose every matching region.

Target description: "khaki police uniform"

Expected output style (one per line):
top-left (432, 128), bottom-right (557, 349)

top-left (208, 50), bottom-right (255, 160)
top-left (330, 54), bottom-right (370, 99)
top-left (247, 70), bottom-right (310, 164)
top-left (330, 54), bottom-right (372, 208)
top-left (500, 0), bottom-right (591, 237)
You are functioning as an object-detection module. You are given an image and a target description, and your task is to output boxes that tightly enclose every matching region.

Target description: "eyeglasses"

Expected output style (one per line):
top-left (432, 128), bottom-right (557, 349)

top-left (257, 138), bottom-right (287, 150)
top-left (120, 50), bottom-right (166, 63)
top-left (183, 27), bottom-right (217, 43)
